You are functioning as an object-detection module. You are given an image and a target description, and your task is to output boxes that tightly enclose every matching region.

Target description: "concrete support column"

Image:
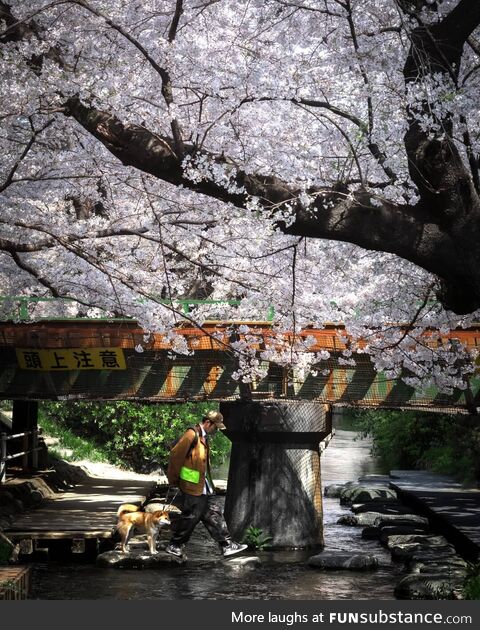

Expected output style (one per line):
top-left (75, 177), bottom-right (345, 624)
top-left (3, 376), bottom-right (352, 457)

top-left (220, 400), bottom-right (332, 549)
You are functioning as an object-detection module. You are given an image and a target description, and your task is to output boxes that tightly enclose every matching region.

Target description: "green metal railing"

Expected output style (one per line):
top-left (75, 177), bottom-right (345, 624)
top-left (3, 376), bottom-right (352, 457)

top-left (0, 296), bottom-right (275, 323)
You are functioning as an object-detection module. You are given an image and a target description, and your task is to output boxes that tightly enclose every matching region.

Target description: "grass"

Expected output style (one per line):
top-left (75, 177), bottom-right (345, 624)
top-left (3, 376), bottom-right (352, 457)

top-left (38, 412), bottom-right (109, 463)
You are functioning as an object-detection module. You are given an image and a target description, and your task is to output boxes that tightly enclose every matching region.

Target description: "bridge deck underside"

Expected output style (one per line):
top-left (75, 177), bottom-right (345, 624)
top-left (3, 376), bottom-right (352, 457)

top-left (1, 322), bottom-right (479, 410)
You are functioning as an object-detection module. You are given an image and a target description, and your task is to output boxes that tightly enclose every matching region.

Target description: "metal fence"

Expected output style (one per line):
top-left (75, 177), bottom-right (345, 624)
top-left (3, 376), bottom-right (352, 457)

top-left (0, 429), bottom-right (40, 483)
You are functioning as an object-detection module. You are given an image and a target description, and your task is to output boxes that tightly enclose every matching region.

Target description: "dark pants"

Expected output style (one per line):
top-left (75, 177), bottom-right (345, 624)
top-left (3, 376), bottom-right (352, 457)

top-left (170, 493), bottom-right (231, 547)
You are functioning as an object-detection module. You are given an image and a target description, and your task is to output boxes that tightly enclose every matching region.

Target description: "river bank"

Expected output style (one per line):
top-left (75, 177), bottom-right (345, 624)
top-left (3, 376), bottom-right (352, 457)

top-left (18, 427), bottom-right (404, 599)
top-left (5, 423), bottom-right (476, 600)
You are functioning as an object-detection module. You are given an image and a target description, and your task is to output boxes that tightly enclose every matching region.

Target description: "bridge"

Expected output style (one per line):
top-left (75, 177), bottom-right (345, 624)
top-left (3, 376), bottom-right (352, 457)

top-left (1, 319), bottom-right (480, 410)
top-left (1, 305), bottom-right (480, 550)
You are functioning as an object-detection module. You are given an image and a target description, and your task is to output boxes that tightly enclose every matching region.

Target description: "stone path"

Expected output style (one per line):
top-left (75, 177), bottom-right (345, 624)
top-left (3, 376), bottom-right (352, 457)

top-left (389, 470), bottom-right (480, 561)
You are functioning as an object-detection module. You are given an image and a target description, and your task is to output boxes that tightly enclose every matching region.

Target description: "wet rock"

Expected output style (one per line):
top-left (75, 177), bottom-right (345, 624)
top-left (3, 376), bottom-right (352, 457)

top-left (324, 484), bottom-right (347, 498)
top-left (352, 503), bottom-right (413, 515)
top-left (408, 557), bottom-right (468, 575)
top-left (96, 549), bottom-right (185, 568)
top-left (390, 543), bottom-right (456, 562)
top-left (387, 535), bottom-right (451, 561)
top-left (337, 514), bottom-right (358, 526)
top-left (224, 555), bottom-right (260, 568)
top-left (407, 546), bottom-right (460, 563)
top-left (386, 534), bottom-right (449, 550)
top-left (355, 511), bottom-right (429, 528)
top-left (340, 511), bottom-right (392, 527)
top-left (340, 485), bottom-right (397, 506)
top-left (355, 512), bottom-right (394, 526)
top-left (379, 526), bottom-right (431, 545)
top-left (308, 551), bottom-right (379, 571)
top-left (373, 514), bottom-right (429, 528)
top-left (407, 543), bottom-right (460, 566)
top-left (394, 573), bottom-right (464, 600)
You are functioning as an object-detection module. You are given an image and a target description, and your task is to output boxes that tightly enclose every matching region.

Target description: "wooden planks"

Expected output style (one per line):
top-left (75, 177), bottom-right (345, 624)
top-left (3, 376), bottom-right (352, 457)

top-left (0, 566), bottom-right (30, 600)
top-left (4, 475), bottom-right (156, 551)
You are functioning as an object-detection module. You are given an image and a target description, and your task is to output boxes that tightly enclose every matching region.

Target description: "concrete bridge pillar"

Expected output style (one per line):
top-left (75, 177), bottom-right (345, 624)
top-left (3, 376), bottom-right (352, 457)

top-left (219, 401), bottom-right (332, 549)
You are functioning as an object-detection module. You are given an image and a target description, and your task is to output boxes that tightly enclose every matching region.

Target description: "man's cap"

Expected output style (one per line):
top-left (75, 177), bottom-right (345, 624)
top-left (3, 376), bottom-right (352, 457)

top-left (204, 410), bottom-right (226, 430)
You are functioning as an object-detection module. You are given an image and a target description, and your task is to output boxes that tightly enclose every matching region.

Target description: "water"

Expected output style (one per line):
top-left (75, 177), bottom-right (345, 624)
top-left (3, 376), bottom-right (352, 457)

top-left (29, 425), bottom-right (403, 599)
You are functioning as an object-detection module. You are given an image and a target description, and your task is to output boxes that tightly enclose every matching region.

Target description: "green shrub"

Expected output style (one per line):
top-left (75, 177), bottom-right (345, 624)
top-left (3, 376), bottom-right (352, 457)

top-left (40, 401), bottom-right (231, 472)
top-left (0, 540), bottom-right (12, 564)
top-left (353, 409), bottom-right (480, 484)
top-left (464, 564), bottom-right (480, 600)
top-left (241, 526), bottom-right (273, 550)
top-left (38, 413), bottom-right (109, 462)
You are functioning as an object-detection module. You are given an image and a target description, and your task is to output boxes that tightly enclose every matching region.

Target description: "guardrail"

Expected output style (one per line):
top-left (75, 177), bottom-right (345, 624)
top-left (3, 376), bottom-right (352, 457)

top-left (0, 296), bottom-right (275, 322)
top-left (0, 429), bottom-right (40, 484)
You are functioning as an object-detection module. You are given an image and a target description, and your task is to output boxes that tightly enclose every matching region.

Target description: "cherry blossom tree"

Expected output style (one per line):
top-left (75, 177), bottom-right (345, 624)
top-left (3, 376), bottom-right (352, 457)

top-left (1, 0), bottom-right (480, 393)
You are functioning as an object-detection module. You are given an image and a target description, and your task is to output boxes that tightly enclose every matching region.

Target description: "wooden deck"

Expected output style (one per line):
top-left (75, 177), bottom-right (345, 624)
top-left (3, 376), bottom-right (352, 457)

top-left (3, 472), bottom-right (156, 554)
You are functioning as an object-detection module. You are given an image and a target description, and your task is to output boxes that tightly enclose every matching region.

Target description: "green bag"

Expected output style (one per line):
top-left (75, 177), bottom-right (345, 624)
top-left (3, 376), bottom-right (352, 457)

top-left (180, 466), bottom-right (200, 484)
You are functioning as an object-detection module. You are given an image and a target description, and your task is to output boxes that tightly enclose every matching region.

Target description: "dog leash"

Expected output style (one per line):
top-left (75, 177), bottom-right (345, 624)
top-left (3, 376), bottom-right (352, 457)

top-left (162, 484), bottom-right (180, 512)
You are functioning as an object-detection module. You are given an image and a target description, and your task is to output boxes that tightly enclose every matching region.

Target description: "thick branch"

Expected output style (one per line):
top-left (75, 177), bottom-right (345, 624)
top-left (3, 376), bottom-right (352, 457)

top-left (64, 98), bottom-right (443, 265)
top-left (65, 94), bottom-right (480, 314)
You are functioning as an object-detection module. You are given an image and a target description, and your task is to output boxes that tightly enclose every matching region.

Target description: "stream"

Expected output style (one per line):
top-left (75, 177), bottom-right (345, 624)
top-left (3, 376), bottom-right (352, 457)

top-left (29, 420), bottom-right (404, 599)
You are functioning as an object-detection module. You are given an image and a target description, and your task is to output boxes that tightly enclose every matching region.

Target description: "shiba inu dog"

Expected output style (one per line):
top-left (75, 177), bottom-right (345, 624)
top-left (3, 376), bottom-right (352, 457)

top-left (116, 504), bottom-right (170, 554)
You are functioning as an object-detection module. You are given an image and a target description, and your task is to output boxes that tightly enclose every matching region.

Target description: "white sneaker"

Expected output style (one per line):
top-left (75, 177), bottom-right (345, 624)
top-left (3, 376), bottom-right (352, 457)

top-left (222, 541), bottom-right (248, 557)
top-left (165, 543), bottom-right (183, 558)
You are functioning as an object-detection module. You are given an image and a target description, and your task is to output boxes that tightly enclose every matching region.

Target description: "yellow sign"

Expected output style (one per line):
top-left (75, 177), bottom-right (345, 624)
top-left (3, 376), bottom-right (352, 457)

top-left (16, 348), bottom-right (126, 371)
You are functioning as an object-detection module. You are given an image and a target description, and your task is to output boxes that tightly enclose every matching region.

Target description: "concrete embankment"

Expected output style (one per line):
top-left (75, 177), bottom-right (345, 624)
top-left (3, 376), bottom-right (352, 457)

top-left (329, 472), bottom-right (479, 599)
top-left (389, 470), bottom-right (480, 562)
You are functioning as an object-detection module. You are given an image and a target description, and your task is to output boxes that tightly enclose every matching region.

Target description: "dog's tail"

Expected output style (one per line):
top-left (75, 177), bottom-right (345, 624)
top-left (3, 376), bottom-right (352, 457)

top-left (116, 503), bottom-right (141, 516)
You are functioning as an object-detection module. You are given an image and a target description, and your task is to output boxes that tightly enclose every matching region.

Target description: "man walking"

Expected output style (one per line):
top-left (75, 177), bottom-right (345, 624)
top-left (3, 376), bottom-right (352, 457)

top-left (165, 410), bottom-right (247, 559)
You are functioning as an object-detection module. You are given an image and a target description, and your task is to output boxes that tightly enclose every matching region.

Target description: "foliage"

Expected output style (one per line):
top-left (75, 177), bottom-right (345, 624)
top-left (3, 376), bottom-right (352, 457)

top-left (1, 1), bottom-right (480, 391)
top-left (38, 411), bottom-right (109, 462)
top-left (40, 401), bottom-right (231, 472)
top-left (464, 564), bottom-right (480, 600)
top-left (353, 409), bottom-right (480, 483)
top-left (0, 540), bottom-right (12, 564)
top-left (241, 526), bottom-right (273, 550)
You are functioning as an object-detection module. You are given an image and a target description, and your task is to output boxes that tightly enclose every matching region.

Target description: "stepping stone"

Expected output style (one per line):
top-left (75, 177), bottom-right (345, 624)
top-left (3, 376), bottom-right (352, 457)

top-left (308, 551), bottom-right (379, 571)
top-left (373, 514), bottom-right (429, 527)
top-left (340, 486), bottom-right (397, 505)
top-left (96, 549), bottom-right (185, 568)
top-left (352, 503), bottom-right (413, 515)
top-left (394, 572), bottom-right (464, 600)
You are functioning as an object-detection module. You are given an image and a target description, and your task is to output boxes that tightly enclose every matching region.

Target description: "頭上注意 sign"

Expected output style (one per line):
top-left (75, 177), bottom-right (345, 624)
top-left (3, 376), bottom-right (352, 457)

top-left (16, 347), bottom-right (126, 370)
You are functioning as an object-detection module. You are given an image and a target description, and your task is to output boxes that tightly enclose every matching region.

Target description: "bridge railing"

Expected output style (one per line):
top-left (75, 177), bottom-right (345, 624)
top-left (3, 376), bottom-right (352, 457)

top-left (0, 296), bottom-right (275, 322)
top-left (0, 429), bottom-right (40, 484)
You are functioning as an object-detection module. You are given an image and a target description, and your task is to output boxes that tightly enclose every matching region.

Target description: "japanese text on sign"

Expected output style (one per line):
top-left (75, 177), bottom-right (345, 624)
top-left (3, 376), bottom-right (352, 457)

top-left (16, 348), bottom-right (126, 371)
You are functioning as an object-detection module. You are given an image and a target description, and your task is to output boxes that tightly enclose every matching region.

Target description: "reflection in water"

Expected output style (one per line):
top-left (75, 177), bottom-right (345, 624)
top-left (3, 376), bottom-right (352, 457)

top-left (30, 425), bottom-right (402, 599)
